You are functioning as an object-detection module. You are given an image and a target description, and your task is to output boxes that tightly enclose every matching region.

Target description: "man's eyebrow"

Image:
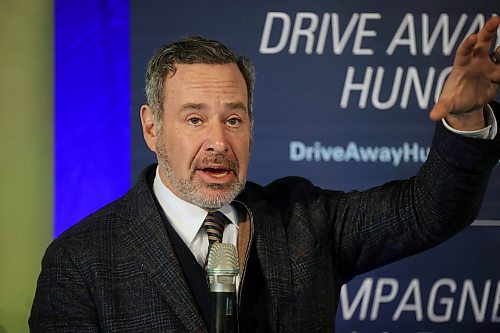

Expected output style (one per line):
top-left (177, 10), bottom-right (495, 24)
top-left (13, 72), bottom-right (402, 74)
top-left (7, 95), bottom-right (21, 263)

top-left (180, 103), bottom-right (206, 111)
top-left (226, 102), bottom-right (247, 111)
top-left (179, 102), bottom-right (247, 112)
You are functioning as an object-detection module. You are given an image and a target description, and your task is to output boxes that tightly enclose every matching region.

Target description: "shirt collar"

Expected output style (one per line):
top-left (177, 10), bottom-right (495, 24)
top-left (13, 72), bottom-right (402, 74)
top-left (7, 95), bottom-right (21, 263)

top-left (152, 167), bottom-right (238, 245)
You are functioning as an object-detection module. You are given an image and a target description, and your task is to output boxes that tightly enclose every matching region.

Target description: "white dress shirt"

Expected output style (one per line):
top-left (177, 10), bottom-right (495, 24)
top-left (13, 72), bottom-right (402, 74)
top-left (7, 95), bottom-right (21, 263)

top-left (153, 167), bottom-right (239, 267)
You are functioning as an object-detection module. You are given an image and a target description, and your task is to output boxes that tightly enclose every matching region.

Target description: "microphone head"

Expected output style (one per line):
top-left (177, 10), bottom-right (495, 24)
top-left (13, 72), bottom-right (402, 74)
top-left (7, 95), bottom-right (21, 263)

top-left (207, 243), bottom-right (239, 292)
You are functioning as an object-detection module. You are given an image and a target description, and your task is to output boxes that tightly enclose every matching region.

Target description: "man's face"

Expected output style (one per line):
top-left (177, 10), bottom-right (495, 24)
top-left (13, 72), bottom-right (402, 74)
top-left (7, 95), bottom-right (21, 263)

top-left (143, 63), bottom-right (251, 209)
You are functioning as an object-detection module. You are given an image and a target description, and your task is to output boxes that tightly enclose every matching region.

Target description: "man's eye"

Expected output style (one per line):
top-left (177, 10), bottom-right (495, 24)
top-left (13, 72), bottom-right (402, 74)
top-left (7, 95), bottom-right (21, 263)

top-left (226, 118), bottom-right (241, 126)
top-left (188, 117), bottom-right (202, 125)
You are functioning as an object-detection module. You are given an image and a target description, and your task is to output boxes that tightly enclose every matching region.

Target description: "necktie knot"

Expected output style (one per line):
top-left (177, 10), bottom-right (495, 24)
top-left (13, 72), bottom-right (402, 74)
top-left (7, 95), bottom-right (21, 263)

top-left (203, 211), bottom-right (230, 246)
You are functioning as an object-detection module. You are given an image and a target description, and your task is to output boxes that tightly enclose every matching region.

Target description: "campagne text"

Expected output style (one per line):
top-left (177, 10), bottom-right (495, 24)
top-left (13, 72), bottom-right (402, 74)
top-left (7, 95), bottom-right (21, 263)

top-left (340, 277), bottom-right (500, 323)
top-left (290, 141), bottom-right (430, 166)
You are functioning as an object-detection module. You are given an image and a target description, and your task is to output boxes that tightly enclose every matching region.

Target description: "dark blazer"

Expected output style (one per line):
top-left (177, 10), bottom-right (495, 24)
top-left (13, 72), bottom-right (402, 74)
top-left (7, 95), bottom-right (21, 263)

top-left (30, 113), bottom-right (500, 332)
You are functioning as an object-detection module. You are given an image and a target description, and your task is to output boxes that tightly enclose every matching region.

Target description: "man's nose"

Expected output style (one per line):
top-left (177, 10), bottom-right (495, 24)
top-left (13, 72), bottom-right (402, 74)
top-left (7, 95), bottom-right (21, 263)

top-left (204, 122), bottom-right (229, 153)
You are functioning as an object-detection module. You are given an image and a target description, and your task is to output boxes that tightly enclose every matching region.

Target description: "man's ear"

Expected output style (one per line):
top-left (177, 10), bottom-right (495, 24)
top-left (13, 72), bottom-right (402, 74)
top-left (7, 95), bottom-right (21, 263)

top-left (140, 104), bottom-right (157, 153)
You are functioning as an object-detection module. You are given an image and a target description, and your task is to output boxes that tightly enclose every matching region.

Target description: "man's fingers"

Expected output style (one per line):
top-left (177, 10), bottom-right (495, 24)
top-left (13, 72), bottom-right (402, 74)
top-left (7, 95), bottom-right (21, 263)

top-left (477, 16), bottom-right (500, 44)
top-left (454, 34), bottom-right (477, 66)
top-left (429, 101), bottom-right (451, 121)
top-left (474, 16), bottom-right (500, 56)
top-left (432, 17), bottom-right (499, 121)
top-left (455, 17), bottom-right (500, 65)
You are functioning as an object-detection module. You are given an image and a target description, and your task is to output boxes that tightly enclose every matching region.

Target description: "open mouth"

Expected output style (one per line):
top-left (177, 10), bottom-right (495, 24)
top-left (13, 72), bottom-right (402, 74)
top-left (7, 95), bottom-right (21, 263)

top-left (201, 168), bottom-right (231, 178)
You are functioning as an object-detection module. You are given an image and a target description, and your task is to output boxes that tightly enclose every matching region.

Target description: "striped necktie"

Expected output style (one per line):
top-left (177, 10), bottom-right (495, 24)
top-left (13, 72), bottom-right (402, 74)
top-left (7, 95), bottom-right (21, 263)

top-left (203, 211), bottom-right (230, 254)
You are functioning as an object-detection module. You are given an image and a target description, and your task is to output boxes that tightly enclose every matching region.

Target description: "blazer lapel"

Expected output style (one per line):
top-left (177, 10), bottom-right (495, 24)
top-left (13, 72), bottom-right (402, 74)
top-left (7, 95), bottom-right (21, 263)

top-left (240, 185), bottom-right (294, 332)
top-left (120, 174), bottom-right (207, 332)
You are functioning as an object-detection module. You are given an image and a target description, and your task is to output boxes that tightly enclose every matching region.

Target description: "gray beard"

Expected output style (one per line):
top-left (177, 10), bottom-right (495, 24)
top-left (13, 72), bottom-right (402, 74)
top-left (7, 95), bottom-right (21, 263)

top-left (156, 140), bottom-right (246, 209)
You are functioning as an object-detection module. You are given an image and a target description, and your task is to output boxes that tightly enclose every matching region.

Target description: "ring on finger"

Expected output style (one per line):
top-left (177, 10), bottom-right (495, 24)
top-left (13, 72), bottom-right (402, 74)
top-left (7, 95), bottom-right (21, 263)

top-left (491, 52), bottom-right (500, 64)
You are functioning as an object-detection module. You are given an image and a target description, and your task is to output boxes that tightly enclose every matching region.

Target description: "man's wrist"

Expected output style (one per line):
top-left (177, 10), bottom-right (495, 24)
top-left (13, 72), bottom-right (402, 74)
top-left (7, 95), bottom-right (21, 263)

top-left (444, 107), bottom-right (486, 131)
top-left (442, 104), bottom-right (497, 139)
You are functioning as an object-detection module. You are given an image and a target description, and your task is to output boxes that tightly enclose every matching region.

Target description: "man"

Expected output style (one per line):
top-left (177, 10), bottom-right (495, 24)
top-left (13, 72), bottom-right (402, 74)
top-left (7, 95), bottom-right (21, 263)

top-left (30, 17), bottom-right (500, 332)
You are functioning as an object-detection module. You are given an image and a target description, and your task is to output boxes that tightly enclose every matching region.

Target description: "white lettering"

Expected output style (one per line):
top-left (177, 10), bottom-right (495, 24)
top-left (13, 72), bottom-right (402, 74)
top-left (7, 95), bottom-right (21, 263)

top-left (339, 277), bottom-right (500, 323)
top-left (386, 13), bottom-right (417, 55)
top-left (491, 281), bottom-right (500, 322)
top-left (358, 145), bottom-right (380, 162)
top-left (289, 12), bottom-right (319, 54)
top-left (371, 67), bottom-right (404, 110)
top-left (422, 14), bottom-right (468, 56)
top-left (259, 12), bottom-right (291, 54)
top-left (315, 13), bottom-right (331, 55)
top-left (333, 146), bottom-right (345, 162)
top-left (400, 67), bottom-right (435, 109)
top-left (393, 279), bottom-right (423, 321)
top-left (457, 279), bottom-right (491, 322)
top-left (341, 278), bottom-right (374, 320)
top-left (341, 66), bottom-right (454, 110)
top-left (371, 278), bottom-right (399, 320)
top-left (391, 147), bottom-right (403, 167)
top-left (289, 141), bottom-right (305, 161)
top-left (345, 142), bottom-right (361, 162)
top-left (289, 141), bottom-right (429, 164)
top-left (403, 142), bottom-right (420, 163)
top-left (329, 13), bottom-right (360, 55)
top-left (260, 12), bottom-right (498, 55)
top-left (427, 278), bottom-right (456, 322)
top-left (341, 66), bottom-right (373, 109)
top-left (353, 13), bottom-right (381, 55)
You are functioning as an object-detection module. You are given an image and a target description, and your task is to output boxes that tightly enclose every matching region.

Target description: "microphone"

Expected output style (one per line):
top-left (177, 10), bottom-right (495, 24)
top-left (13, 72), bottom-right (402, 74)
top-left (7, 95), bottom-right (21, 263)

top-left (206, 242), bottom-right (239, 333)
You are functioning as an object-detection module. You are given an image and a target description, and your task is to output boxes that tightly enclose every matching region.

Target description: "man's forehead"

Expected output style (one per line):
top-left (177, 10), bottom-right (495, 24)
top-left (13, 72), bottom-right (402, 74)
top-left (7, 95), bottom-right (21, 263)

top-left (161, 63), bottom-right (248, 111)
top-left (163, 63), bottom-right (247, 95)
top-left (166, 62), bottom-right (240, 78)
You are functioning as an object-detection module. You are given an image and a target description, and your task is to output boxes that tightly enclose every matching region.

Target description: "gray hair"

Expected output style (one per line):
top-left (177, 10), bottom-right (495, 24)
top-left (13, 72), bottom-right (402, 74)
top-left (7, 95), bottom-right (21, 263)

top-left (145, 36), bottom-right (256, 124)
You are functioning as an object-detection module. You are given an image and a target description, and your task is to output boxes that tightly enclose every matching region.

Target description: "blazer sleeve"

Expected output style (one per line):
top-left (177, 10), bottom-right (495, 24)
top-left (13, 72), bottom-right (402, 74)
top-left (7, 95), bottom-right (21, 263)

top-left (29, 238), bottom-right (100, 332)
top-left (331, 101), bottom-right (500, 282)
